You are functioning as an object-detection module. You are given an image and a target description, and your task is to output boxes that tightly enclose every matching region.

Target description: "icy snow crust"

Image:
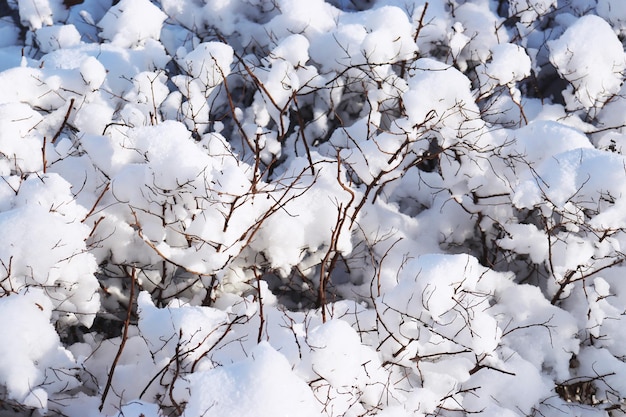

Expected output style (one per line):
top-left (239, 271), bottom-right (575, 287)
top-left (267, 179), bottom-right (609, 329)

top-left (2, 0), bottom-right (626, 416)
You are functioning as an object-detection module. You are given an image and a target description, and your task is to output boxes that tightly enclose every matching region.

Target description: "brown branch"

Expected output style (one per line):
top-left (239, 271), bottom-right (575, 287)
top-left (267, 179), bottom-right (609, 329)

top-left (190, 315), bottom-right (248, 372)
top-left (82, 182), bottom-right (110, 222)
top-left (169, 330), bottom-right (183, 415)
top-left (551, 257), bottom-right (626, 304)
top-left (139, 316), bottom-right (246, 399)
top-left (254, 268), bottom-right (266, 343)
top-left (469, 363), bottom-right (515, 376)
top-left (413, 2), bottom-right (429, 43)
top-left (293, 94), bottom-right (316, 175)
top-left (213, 58), bottom-right (253, 152)
top-left (99, 266), bottom-right (136, 411)
top-left (52, 98), bottom-right (75, 144)
top-left (318, 152), bottom-right (356, 322)
top-left (87, 216), bottom-right (105, 239)
top-left (232, 165), bottom-right (318, 253)
top-left (42, 136), bottom-right (48, 174)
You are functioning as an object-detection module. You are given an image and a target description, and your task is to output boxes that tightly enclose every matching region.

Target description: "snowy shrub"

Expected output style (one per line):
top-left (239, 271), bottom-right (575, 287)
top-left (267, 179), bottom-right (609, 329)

top-left (0, 173), bottom-right (99, 327)
top-left (0, 289), bottom-right (81, 411)
top-left (2, 0), bottom-right (626, 416)
top-left (549, 14), bottom-right (626, 114)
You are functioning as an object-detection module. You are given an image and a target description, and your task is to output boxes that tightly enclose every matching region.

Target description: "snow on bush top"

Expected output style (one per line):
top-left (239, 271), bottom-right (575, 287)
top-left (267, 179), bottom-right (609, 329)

top-left (0, 289), bottom-right (79, 410)
top-left (179, 342), bottom-right (322, 417)
top-left (549, 14), bottom-right (626, 111)
top-left (98, 0), bottom-right (167, 47)
top-left (1, 0), bottom-right (626, 416)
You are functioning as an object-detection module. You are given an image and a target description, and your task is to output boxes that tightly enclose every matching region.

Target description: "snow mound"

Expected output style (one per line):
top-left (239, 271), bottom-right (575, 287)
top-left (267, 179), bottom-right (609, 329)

top-left (549, 14), bottom-right (626, 111)
top-left (179, 342), bottom-right (321, 417)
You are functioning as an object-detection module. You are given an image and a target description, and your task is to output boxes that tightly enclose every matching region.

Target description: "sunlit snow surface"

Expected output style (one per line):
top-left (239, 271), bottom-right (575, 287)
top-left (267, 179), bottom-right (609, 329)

top-left (1, 0), bottom-right (626, 416)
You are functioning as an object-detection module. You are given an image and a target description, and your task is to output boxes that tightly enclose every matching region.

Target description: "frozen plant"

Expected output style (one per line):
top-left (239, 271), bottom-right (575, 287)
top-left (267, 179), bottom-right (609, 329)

top-left (0, 0), bottom-right (625, 416)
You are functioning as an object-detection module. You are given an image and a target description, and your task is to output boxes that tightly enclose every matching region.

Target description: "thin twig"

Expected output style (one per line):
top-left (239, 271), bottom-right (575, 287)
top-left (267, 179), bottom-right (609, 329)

top-left (255, 268), bottom-right (265, 343)
top-left (42, 136), bottom-right (47, 174)
top-left (52, 98), bottom-right (75, 144)
top-left (99, 266), bottom-right (136, 411)
top-left (82, 183), bottom-right (110, 222)
top-left (413, 2), bottom-right (429, 43)
top-left (293, 94), bottom-right (316, 175)
top-left (169, 330), bottom-right (183, 415)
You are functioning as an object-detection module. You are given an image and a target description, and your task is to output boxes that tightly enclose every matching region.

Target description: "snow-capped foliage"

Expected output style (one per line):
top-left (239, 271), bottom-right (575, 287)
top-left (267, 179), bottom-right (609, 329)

top-left (548, 14), bottom-right (626, 113)
top-left (1, 0), bottom-right (626, 416)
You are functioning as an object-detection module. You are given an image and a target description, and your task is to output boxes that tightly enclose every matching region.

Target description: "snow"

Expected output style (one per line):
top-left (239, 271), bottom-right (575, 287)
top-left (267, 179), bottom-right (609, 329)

top-left (180, 342), bottom-right (321, 417)
top-left (35, 24), bottom-right (81, 53)
top-left (476, 43), bottom-right (531, 97)
top-left (1, 0), bottom-right (626, 416)
top-left (597, 0), bottom-right (626, 32)
top-left (498, 223), bottom-right (549, 264)
top-left (79, 56), bottom-right (107, 89)
top-left (0, 174), bottom-right (100, 327)
top-left (97, 0), bottom-right (167, 48)
top-left (548, 14), bottom-right (626, 111)
top-left (509, 0), bottom-right (557, 25)
top-left (16, 0), bottom-right (55, 30)
top-left (0, 289), bottom-right (78, 409)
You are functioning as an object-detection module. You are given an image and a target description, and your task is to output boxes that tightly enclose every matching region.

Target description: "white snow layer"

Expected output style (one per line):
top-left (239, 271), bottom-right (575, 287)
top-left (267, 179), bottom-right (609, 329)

top-left (0, 1), bottom-right (626, 417)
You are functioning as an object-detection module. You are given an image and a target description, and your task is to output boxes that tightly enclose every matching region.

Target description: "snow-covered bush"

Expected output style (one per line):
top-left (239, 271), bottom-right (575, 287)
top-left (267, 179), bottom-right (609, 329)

top-left (2, 0), bottom-right (626, 416)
